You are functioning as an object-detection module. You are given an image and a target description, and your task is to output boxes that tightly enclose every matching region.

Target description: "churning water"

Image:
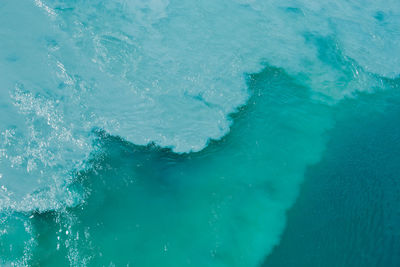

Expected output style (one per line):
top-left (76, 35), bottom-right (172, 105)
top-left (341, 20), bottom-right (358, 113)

top-left (0, 0), bottom-right (399, 266)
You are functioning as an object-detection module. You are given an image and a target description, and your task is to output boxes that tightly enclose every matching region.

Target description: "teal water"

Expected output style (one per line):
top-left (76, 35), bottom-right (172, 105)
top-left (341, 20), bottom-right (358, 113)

top-left (15, 67), bottom-right (331, 266)
top-left (265, 85), bottom-right (400, 266)
top-left (1, 1), bottom-right (400, 266)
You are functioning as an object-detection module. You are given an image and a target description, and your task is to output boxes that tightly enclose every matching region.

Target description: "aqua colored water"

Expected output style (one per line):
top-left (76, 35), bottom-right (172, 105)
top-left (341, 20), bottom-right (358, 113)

top-left (0, 0), bottom-right (399, 266)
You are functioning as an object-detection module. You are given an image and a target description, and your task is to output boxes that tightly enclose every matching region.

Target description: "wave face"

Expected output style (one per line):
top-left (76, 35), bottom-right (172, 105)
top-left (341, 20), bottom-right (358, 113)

top-left (0, 0), bottom-right (399, 266)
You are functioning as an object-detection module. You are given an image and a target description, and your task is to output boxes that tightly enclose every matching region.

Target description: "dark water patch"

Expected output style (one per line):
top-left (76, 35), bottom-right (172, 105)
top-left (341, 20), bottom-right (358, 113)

top-left (264, 87), bottom-right (400, 267)
top-left (374, 11), bottom-right (386, 22)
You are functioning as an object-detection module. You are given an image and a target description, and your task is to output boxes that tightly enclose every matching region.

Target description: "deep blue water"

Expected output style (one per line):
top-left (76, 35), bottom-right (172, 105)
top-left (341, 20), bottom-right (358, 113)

top-left (266, 88), bottom-right (400, 266)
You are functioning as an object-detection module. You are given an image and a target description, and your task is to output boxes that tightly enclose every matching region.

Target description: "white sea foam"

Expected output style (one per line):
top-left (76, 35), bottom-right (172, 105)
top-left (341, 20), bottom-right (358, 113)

top-left (47, 0), bottom-right (400, 153)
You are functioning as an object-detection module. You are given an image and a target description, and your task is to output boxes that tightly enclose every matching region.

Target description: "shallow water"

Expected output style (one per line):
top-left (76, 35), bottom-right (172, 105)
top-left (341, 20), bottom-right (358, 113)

top-left (1, 0), bottom-right (400, 266)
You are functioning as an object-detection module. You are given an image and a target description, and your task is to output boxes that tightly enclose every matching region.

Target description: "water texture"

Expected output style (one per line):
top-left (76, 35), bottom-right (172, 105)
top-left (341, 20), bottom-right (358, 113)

top-left (265, 86), bottom-right (400, 267)
top-left (0, 0), bottom-right (399, 266)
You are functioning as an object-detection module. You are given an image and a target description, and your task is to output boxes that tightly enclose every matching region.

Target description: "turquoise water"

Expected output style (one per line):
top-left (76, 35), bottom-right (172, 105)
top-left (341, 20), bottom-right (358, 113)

top-left (14, 67), bottom-right (332, 266)
top-left (1, 0), bottom-right (400, 266)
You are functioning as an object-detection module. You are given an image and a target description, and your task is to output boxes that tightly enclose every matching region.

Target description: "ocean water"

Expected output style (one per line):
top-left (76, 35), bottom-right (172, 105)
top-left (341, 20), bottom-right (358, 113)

top-left (265, 86), bottom-right (400, 267)
top-left (0, 0), bottom-right (399, 266)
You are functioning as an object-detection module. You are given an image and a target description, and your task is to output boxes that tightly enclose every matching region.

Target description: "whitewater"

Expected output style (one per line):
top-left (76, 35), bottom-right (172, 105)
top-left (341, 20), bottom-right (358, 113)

top-left (0, 0), bottom-right (399, 266)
